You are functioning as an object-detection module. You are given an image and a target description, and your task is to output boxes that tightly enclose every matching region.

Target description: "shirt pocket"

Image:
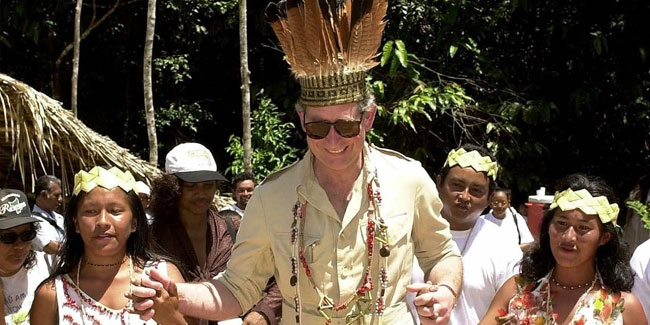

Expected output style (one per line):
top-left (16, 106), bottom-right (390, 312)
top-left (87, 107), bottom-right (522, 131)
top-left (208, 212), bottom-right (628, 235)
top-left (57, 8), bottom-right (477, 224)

top-left (360, 212), bottom-right (410, 246)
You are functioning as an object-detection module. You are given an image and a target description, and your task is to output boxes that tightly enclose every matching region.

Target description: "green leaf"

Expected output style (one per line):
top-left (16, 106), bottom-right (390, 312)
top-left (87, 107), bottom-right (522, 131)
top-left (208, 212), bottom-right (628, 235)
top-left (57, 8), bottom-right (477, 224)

top-left (389, 56), bottom-right (400, 77)
top-left (381, 40), bottom-right (394, 67)
top-left (395, 40), bottom-right (408, 68)
top-left (449, 45), bottom-right (458, 58)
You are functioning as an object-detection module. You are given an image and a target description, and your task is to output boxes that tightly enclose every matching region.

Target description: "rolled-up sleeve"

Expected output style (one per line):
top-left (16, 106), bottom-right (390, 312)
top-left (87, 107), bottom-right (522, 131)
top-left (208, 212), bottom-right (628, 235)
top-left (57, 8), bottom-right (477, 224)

top-left (214, 189), bottom-right (276, 313)
top-left (411, 167), bottom-right (460, 276)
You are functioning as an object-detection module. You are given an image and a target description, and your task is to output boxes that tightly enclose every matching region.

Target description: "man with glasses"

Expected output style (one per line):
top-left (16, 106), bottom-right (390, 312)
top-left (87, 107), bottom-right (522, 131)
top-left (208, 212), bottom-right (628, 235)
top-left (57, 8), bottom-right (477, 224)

top-left (31, 175), bottom-right (65, 270)
top-left (132, 1), bottom-right (461, 324)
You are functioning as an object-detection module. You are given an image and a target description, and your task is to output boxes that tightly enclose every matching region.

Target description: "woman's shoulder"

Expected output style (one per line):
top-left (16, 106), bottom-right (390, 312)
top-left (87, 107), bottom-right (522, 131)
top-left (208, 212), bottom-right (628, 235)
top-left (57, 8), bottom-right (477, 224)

top-left (619, 291), bottom-right (648, 324)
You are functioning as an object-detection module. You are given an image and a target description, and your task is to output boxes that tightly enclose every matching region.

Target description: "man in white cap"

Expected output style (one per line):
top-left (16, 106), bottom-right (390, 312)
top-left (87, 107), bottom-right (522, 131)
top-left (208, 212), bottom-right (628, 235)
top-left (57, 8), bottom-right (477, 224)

top-left (148, 143), bottom-right (282, 325)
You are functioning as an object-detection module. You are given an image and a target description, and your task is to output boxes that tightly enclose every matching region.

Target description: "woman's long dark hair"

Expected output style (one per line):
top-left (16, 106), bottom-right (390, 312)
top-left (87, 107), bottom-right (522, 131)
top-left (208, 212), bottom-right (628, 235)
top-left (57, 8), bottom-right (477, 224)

top-left (519, 174), bottom-right (634, 292)
top-left (149, 173), bottom-right (182, 227)
top-left (50, 187), bottom-right (170, 278)
top-left (21, 222), bottom-right (39, 270)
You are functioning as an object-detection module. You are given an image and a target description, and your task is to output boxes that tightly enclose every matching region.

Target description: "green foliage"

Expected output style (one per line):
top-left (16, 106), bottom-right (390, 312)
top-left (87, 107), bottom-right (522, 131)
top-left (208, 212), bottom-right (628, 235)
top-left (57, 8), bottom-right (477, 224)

top-left (156, 102), bottom-right (212, 133)
top-left (225, 95), bottom-right (300, 180)
top-left (154, 54), bottom-right (191, 84)
top-left (626, 200), bottom-right (650, 231)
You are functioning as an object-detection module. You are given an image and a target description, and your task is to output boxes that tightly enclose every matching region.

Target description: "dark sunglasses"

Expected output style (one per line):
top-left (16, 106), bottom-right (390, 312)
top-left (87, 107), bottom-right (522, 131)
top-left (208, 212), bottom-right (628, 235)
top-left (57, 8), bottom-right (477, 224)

top-left (0, 229), bottom-right (37, 245)
top-left (304, 119), bottom-right (362, 139)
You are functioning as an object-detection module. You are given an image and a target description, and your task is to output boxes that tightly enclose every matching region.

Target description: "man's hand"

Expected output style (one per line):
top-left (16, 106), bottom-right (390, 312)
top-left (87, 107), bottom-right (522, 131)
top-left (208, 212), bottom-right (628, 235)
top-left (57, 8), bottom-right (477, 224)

top-left (128, 269), bottom-right (185, 323)
top-left (407, 281), bottom-right (456, 325)
top-left (243, 311), bottom-right (268, 325)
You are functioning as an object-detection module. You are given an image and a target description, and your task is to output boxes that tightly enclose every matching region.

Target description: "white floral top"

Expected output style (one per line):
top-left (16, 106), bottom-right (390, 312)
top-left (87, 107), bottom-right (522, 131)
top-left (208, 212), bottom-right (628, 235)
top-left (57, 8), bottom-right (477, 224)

top-left (55, 260), bottom-right (166, 325)
top-left (497, 272), bottom-right (624, 325)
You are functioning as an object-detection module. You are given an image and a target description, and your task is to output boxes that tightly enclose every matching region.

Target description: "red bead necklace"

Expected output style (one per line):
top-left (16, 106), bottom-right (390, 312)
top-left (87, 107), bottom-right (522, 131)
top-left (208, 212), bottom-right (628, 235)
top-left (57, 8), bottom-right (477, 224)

top-left (289, 169), bottom-right (390, 324)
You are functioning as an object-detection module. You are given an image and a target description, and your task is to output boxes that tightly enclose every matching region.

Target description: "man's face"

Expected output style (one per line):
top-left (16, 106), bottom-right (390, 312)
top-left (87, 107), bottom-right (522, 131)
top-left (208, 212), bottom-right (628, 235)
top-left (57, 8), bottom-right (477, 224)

top-left (178, 181), bottom-right (217, 217)
top-left (437, 166), bottom-right (490, 230)
top-left (233, 179), bottom-right (255, 210)
top-left (39, 182), bottom-right (63, 213)
top-left (298, 102), bottom-right (375, 173)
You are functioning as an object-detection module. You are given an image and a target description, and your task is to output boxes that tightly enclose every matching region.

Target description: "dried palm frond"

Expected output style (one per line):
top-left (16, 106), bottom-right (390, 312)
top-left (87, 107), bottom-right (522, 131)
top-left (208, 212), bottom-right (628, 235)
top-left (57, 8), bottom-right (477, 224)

top-left (0, 73), bottom-right (160, 194)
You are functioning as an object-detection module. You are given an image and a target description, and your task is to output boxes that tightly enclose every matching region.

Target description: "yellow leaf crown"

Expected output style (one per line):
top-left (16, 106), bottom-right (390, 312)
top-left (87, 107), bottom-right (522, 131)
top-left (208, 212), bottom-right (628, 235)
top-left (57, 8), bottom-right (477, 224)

top-left (549, 188), bottom-right (620, 225)
top-left (444, 148), bottom-right (499, 181)
top-left (73, 166), bottom-right (138, 196)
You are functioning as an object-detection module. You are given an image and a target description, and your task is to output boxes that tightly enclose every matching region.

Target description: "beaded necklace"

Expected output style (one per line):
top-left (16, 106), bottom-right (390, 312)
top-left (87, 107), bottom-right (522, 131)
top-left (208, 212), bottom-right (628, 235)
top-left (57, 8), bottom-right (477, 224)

top-left (290, 167), bottom-right (390, 325)
top-left (545, 269), bottom-right (599, 324)
top-left (75, 256), bottom-right (134, 325)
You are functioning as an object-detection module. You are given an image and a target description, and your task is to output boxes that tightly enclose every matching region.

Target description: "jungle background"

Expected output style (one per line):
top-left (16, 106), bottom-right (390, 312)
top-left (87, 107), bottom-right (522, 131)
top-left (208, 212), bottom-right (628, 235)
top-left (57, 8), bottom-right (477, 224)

top-left (1, 0), bottom-right (649, 212)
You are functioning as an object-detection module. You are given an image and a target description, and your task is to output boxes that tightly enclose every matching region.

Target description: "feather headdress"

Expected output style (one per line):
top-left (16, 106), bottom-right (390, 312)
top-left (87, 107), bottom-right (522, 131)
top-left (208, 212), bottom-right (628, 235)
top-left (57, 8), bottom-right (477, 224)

top-left (266, 0), bottom-right (389, 106)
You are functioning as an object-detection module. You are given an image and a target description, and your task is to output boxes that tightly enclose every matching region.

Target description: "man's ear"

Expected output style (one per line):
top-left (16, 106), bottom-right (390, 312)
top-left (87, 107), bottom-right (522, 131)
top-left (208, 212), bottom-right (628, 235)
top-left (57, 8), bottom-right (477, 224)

top-left (362, 103), bottom-right (377, 130)
top-left (297, 110), bottom-right (306, 132)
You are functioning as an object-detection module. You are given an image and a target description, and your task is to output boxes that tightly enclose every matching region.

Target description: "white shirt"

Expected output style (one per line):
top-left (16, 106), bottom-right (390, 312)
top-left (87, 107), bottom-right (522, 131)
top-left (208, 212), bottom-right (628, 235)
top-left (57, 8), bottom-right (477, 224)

top-left (2, 252), bottom-right (50, 325)
top-left (408, 218), bottom-right (522, 324)
top-left (482, 208), bottom-right (535, 245)
top-left (31, 204), bottom-right (65, 250)
top-left (631, 239), bottom-right (650, 322)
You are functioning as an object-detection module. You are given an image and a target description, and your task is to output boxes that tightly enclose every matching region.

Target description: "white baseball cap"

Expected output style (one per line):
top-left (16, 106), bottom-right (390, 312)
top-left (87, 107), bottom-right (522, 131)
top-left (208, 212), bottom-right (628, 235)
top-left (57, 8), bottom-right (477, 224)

top-left (165, 143), bottom-right (227, 183)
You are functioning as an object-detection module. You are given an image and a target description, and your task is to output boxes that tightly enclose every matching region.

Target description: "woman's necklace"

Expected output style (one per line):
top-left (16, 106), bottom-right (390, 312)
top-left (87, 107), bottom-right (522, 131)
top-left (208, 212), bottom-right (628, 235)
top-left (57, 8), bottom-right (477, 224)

top-left (85, 256), bottom-right (128, 267)
top-left (289, 166), bottom-right (390, 325)
top-left (546, 270), bottom-right (599, 324)
top-left (550, 276), bottom-right (594, 290)
top-left (75, 256), bottom-right (134, 325)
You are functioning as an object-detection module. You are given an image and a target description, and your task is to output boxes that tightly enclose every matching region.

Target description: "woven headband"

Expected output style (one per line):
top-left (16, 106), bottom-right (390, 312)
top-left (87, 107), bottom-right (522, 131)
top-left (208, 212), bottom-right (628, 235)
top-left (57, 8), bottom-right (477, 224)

top-left (549, 188), bottom-right (619, 225)
top-left (444, 148), bottom-right (499, 181)
top-left (73, 166), bottom-right (138, 196)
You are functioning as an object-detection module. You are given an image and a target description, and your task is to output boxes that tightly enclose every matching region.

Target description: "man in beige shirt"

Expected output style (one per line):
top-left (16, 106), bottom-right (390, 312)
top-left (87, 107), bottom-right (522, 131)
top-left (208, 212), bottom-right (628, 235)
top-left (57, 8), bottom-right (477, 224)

top-left (131, 1), bottom-right (462, 324)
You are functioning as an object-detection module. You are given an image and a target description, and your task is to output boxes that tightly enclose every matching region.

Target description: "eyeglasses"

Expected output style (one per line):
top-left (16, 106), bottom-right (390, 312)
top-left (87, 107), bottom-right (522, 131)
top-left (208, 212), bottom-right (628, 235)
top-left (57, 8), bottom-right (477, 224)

top-left (0, 229), bottom-right (37, 244)
top-left (304, 119), bottom-right (362, 139)
top-left (491, 200), bottom-right (509, 206)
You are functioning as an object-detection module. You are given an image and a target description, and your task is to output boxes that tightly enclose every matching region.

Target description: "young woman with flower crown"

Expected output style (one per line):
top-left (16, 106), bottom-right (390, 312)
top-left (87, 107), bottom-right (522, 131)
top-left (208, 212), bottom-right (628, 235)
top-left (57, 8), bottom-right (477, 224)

top-left (480, 174), bottom-right (647, 325)
top-left (29, 166), bottom-right (192, 324)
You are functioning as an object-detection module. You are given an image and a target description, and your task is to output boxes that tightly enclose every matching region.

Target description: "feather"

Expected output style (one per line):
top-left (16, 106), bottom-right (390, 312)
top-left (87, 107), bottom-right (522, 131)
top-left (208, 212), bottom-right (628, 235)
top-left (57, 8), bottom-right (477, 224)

top-left (303, 0), bottom-right (325, 71)
top-left (286, 0), bottom-right (313, 76)
top-left (266, 0), bottom-right (388, 78)
top-left (265, 2), bottom-right (299, 73)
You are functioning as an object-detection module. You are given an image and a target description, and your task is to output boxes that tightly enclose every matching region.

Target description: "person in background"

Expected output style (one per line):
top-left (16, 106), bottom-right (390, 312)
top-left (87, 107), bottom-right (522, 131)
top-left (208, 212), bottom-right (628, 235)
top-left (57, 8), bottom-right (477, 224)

top-left (29, 166), bottom-right (190, 325)
top-left (482, 187), bottom-right (535, 249)
top-left (220, 172), bottom-right (256, 219)
top-left (30, 175), bottom-right (65, 271)
top-left (480, 174), bottom-right (647, 325)
top-left (135, 181), bottom-right (153, 224)
top-left (631, 238), bottom-right (650, 321)
top-left (0, 189), bottom-right (49, 325)
top-left (409, 144), bottom-right (522, 324)
top-left (149, 143), bottom-right (281, 325)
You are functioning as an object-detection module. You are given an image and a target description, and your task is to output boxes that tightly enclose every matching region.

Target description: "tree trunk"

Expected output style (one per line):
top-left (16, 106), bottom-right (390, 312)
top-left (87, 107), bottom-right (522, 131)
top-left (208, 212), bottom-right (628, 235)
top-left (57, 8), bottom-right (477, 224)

top-left (71, 0), bottom-right (83, 117)
top-left (143, 0), bottom-right (158, 165)
top-left (240, 0), bottom-right (252, 173)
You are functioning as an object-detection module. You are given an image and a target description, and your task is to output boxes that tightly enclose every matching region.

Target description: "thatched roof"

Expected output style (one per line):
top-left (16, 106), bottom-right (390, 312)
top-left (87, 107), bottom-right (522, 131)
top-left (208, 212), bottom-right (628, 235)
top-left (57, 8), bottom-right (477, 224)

top-left (0, 73), bottom-right (160, 194)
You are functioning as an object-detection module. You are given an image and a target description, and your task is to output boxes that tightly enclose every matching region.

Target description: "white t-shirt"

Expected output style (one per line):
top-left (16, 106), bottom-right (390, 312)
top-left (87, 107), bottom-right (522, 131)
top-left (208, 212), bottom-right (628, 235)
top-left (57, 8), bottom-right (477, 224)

top-left (2, 251), bottom-right (50, 325)
top-left (408, 218), bottom-right (522, 324)
top-left (482, 208), bottom-right (535, 245)
top-left (631, 239), bottom-right (650, 322)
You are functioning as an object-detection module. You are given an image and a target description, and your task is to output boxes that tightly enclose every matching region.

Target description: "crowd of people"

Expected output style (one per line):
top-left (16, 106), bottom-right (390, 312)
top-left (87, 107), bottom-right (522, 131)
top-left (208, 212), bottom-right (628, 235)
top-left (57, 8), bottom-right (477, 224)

top-left (1, 0), bottom-right (650, 324)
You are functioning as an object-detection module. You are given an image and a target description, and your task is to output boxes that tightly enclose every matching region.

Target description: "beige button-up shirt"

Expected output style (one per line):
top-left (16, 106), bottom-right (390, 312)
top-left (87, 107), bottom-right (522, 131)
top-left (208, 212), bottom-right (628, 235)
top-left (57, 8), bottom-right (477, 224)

top-left (216, 144), bottom-right (459, 324)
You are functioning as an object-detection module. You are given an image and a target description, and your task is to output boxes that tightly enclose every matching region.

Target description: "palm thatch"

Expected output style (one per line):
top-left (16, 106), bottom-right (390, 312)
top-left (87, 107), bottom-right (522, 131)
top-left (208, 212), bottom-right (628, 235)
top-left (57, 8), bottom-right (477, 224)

top-left (0, 73), bottom-right (160, 194)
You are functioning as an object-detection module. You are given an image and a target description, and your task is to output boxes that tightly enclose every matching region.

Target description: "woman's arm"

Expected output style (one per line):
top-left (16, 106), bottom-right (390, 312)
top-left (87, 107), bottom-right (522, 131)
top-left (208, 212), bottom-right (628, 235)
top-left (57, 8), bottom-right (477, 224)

top-left (479, 275), bottom-right (518, 325)
top-left (28, 279), bottom-right (57, 325)
top-left (622, 291), bottom-right (648, 325)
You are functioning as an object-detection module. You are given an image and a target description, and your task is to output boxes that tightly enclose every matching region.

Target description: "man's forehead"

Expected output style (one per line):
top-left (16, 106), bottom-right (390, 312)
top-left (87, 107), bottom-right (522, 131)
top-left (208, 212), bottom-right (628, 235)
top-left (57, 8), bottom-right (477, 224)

top-left (447, 166), bottom-right (489, 186)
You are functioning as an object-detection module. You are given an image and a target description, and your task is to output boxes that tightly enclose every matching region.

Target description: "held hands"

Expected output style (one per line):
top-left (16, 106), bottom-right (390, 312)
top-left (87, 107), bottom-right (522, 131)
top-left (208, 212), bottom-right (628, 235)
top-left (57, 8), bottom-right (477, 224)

top-left (127, 269), bottom-right (186, 324)
top-left (406, 281), bottom-right (457, 325)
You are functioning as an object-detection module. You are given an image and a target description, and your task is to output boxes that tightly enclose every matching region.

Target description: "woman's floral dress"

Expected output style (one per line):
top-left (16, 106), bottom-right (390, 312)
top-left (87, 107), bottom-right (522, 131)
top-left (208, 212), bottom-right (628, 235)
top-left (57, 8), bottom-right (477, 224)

top-left (496, 272), bottom-right (625, 324)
